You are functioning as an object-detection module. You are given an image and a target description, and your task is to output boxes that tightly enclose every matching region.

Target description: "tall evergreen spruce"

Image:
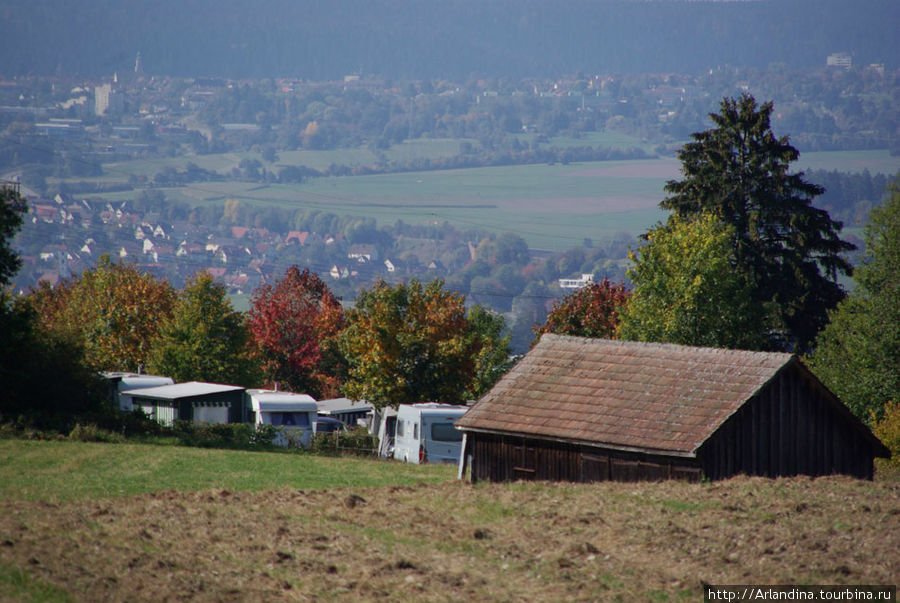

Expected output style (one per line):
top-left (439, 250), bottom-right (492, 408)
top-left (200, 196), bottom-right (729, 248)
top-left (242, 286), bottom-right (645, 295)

top-left (661, 94), bottom-right (854, 351)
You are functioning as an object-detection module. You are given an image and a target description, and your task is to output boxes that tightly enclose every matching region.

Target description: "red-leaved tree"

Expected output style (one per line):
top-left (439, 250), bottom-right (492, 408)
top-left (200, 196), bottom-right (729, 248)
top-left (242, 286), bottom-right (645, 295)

top-left (534, 279), bottom-right (630, 342)
top-left (248, 267), bottom-right (344, 398)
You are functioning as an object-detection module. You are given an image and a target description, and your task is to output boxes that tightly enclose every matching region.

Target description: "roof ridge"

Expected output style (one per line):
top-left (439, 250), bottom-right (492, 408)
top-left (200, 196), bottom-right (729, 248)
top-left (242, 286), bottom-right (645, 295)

top-left (539, 333), bottom-right (795, 360)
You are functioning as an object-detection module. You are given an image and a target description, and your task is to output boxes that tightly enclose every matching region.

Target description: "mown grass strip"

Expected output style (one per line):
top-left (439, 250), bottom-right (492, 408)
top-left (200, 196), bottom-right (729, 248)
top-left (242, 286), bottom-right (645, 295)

top-left (0, 440), bottom-right (456, 503)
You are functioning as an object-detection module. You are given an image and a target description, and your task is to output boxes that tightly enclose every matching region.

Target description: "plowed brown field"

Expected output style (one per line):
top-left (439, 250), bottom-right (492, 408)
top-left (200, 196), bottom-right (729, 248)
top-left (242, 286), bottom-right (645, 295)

top-left (1, 475), bottom-right (897, 601)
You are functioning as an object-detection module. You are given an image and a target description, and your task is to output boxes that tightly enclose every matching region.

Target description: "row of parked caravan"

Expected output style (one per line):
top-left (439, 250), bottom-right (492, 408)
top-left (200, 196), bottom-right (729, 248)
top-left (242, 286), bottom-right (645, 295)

top-left (108, 373), bottom-right (468, 464)
top-left (250, 392), bottom-right (469, 465)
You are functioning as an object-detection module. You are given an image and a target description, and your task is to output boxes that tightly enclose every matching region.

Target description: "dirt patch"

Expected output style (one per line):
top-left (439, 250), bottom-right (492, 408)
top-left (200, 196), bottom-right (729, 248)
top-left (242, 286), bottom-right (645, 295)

top-left (500, 195), bottom-right (661, 214)
top-left (0, 476), bottom-right (897, 600)
top-left (569, 158), bottom-right (682, 180)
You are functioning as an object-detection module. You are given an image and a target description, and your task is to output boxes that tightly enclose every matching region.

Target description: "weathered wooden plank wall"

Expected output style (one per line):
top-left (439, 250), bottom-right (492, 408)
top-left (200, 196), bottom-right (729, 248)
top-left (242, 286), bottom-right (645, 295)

top-left (699, 365), bottom-right (876, 480)
top-left (469, 433), bottom-right (702, 484)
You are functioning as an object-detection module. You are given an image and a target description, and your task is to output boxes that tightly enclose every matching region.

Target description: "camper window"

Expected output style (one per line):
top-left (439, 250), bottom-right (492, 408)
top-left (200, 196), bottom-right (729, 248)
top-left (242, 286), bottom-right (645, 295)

top-left (270, 412), bottom-right (310, 428)
top-left (397, 420), bottom-right (404, 438)
top-left (431, 423), bottom-right (462, 442)
top-left (413, 423), bottom-right (418, 440)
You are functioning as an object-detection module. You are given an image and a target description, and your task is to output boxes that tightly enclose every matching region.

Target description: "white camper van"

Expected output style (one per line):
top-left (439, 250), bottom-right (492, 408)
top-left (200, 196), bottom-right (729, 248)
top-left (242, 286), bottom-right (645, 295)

top-left (246, 389), bottom-right (318, 448)
top-left (393, 403), bottom-right (467, 464)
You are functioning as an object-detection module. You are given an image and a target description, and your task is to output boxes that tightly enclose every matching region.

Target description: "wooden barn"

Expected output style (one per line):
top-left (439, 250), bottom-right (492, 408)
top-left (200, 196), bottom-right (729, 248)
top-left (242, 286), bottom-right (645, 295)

top-left (455, 334), bottom-right (889, 483)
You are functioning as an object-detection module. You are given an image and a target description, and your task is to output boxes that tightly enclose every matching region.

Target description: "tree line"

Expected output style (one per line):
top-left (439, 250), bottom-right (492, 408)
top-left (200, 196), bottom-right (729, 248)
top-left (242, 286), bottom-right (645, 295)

top-left (2, 95), bottom-right (897, 458)
top-left (0, 242), bottom-right (513, 430)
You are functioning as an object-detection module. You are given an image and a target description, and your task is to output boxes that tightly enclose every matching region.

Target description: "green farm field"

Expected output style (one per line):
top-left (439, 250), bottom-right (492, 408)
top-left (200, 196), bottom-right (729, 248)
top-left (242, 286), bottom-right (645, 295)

top-left (88, 148), bottom-right (899, 249)
top-left (0, 440), bottom-right (454, 503)
top-left (0, 440), bottom-right (897, 601)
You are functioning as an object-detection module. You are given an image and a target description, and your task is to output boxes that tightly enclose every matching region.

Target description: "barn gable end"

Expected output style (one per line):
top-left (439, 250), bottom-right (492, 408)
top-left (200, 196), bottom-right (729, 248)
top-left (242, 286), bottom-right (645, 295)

top-left (698, 360), bottom-right (886, 480)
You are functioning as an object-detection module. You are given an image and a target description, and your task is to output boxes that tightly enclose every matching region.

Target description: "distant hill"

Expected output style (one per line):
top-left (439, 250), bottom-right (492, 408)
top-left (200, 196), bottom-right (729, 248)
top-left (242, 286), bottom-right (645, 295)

top-left (3, 0), bottom-right (897, 79)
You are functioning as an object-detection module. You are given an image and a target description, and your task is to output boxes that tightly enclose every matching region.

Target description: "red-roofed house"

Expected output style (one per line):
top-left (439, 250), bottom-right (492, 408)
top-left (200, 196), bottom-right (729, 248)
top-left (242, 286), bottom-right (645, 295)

top-left (284, 231), bottom-right (309, 246)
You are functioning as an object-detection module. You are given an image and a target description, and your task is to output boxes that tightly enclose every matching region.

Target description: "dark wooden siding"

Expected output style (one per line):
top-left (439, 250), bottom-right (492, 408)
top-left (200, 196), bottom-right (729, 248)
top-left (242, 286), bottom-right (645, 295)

top-left (468, 432), bottom-right (702, 484)
top-left (698, 364), bottom-right (877, 480)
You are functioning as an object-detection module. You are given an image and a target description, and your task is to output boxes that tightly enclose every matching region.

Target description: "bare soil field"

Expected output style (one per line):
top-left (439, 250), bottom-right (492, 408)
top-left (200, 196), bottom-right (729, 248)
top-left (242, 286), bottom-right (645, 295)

top-left (492, 195), bottom-right (661, 214)
top-left (1, 475), bottom-right (897, 601)
top-left (569, 159), bottom-right (682, 180)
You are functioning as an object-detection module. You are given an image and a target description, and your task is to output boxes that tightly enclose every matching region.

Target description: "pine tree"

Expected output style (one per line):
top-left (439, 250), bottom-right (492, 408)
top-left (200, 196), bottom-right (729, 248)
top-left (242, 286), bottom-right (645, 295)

top-left (662, 94), bottom-right (854, 351)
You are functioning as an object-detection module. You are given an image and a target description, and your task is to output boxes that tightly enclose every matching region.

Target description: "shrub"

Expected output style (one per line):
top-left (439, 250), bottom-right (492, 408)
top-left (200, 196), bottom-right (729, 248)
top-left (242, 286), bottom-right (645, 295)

top-left (68, 423), bottom-right (125, 443)
top-left (170, 421), bottom-right (251, 449)
top-left (166, 420), bottom-right (286, 451)
top-left (250, 423), bottom-right (279, 447)
top-left (872, 401), bottom-right (900, 469)
top-left (0, 423), bottom-right (17, 440)
top-left (95, 410), bottom-right (166, 439)
top-left (0, 419), bottom-right (67, 441)
top-left (310, 427), bottom-right (377, 456)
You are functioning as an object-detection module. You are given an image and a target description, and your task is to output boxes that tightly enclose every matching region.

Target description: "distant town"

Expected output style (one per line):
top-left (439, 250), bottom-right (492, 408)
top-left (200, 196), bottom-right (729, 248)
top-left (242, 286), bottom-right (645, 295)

top-left (2, 55), bottom-right (897, 340)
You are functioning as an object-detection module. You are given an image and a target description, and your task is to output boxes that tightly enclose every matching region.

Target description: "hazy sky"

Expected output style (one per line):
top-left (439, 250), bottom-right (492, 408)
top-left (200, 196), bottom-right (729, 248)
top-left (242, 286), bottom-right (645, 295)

top-left (2, 0), bottom-right (897, 79)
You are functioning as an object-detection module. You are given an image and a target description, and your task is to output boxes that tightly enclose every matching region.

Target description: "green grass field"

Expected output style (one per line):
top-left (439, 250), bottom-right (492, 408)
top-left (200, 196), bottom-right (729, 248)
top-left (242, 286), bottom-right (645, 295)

top-left (0, 440), bottom-right (455, 503)
top-left (797, 150), bottom-right (900, 174)
top-left (69, 148), bottom-right (900, 249)
top-left (101, 159), bottom-right (675, 248)
top-left (101, 133), bottom-right (652, 180)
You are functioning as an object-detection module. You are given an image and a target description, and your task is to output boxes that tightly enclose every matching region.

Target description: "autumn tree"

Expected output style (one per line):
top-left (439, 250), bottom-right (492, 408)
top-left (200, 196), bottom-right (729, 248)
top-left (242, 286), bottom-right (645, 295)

top-left (25, 256), bottom-right (176, 372)
top-left (661, 94), bottom-right (854, 351)
top-left (809, 180), bottom-right (900, 422)
top-left (247, 267), bottom-right (344, 398)
top-left (148, 273), bottom-right (261, 386)
top-left (535, 278), bottom-right (630, 340)
top-left (339, 279), bottom-right (480, 410)
top-left (619, 214), bottom-right (774, 349)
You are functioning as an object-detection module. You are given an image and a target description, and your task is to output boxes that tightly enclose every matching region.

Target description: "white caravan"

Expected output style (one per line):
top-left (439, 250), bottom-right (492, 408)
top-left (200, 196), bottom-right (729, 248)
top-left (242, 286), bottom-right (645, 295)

top-left (374, 406), bottom-right (398, 459)
top-left (246, 389), bottom-right (318, 448)
top-left (105, 372), bottom-right (174, 412)
top-left (393, 403), bottom-right (467, 464)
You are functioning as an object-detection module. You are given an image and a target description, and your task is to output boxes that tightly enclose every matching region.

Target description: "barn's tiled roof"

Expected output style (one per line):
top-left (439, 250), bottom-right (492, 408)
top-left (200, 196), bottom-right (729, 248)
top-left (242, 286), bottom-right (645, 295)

top-left (455, 334), bottom-right (795, 456)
